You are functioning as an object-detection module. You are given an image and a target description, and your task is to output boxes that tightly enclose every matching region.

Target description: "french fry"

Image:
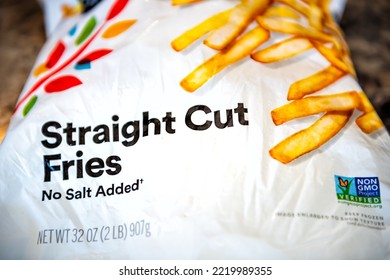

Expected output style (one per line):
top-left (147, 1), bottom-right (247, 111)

top-left (356, 111), bottom-right (384, 134)
top-left (312, 41), bottom-right (349, 73)
top-left (271, 91), bottom-right (359, 125)
top-left (355, 92), bottom-right (384, 133)
top-left (0, 124), bottom-right (7, 144)
top-left (181, 26), bottom-right (270, 92)
top-left (340, 51), bottom-right (356, 77)
top-left (287, 65), bottom-right (346, 100)
top-left (171, 9), bottom-right (232, 51)
top-left (171, 0), bottom-right (376, 164)
top-left (305, 0), bottom-right (347, 51)
top-left (256, 16), bottom-right (333, 42)
top-left (318, 0), bottom-right (331, 10)
top-left (301, 0), bottom-right (321, 5)
top-left (62, 3), bottom-right (83, 17)
top-left (264, 5), bottom-right (301, 19)
top-left (274, 0), bottom-right (311, 18)
top-left (328, 35), bottom-right (355, 78)
top-left (328, 24), bottom-right (349, 54)
top-left (172, 0), bottom-right (203, 5)
top-left (204, 0), bottom-right (270, 50)
top-left (251, 36), bottom-right (312, 63)
top-left (356, 92), bottom-right (375, 113)
top-left (269, 110), bottom-right (352, 164)
top-left (308, 1), bottom-right (323, 30)
top-left (314, 2), bottom-right (351, 71)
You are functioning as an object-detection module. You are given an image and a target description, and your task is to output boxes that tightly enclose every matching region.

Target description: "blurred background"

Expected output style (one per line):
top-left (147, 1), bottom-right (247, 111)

top-left (0, 0), bottom-right (389, 142)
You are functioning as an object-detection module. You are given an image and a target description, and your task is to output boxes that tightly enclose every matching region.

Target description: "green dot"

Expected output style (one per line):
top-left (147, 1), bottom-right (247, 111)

top-left (22, 95), bottom-right (38, 117)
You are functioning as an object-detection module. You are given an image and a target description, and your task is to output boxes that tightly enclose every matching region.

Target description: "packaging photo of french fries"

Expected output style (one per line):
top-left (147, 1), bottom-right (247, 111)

top-left (0, 0), bottom-right (389, 259)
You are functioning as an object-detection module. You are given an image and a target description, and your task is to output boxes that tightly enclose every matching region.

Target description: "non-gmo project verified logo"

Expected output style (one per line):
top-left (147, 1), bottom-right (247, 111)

top-left (335, 175), bottom-right (381, 206)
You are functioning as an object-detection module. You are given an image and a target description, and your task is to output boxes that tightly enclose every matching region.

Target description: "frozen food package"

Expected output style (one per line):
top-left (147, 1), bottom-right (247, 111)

top-left (1, 0), bottom-right (389, 259)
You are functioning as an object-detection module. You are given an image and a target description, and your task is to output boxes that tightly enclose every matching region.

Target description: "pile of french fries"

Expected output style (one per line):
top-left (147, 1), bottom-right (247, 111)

top-left (171, 0), bottom-right (384, 164)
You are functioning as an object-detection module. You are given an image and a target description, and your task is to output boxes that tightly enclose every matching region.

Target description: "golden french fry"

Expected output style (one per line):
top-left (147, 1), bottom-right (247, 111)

top-left (356, 111), bottom-right (384, 134)
top-left (302, 0), bottom-right (324, 6)
top-left (204, 0), bottom-right (271, 50)
top-left (277, 0), bottom-right (324, 30)
top-left (181, 26), bottom-right (270, 92)
top-left (274, 0), bottom-right (311, 18)
top-left (269, 110), bottom-right (352, 164)
top-left (271, 91), bottom-right (359, 125)
top-left (312, 41), bottom-right (349, 73)
top-left (62, 3), bottom-right (83, 17)
top-left (256, 16), bottom-right (333, 42)
top-left (318, 0), bottom-right (331, 10)
top-left (354, 92), bottom-right (384, 133)
top-left (356, 92), bottom-right (375, 113)
top-left (171, 0), bottom-right (203, 5)
top-left (288, 65), bottom-right (346, 100)
top-left (340, 52), bottom-right (356, 77)
top-left (171, 9), bottom-right (232, 51)
top-left (329, 26), bottom-right (349, 54)
top-left (251, 36), bottom-right (312, 63)
top-left (308, 2), bottom-right (323, 30)
top-left (320, 3), bottom-right (355, 78)
top-left (0, 123), bottom-right (7, 144)
top-left (264, 5), bottom-right (301, 19)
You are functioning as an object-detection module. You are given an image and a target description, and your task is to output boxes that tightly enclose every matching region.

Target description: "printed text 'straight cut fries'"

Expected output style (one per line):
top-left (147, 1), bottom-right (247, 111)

top-left (269, 110), bottom-right (353, 164)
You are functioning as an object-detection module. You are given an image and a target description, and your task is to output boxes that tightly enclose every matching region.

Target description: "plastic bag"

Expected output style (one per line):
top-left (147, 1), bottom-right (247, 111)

top-left (0, 0), bottom-right (389, 259)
